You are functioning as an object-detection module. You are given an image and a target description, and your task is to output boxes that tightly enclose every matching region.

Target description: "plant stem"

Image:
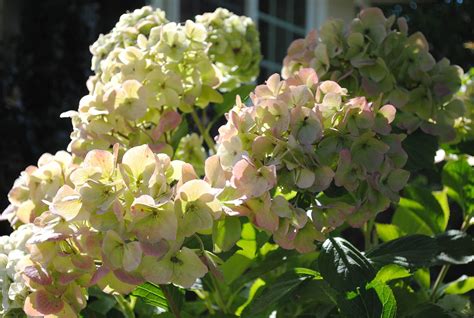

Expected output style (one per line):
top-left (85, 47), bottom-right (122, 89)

top-left (160, 285), bottom-right (182, 318)
top-left (210, 272), bottom-right (229, 314)
top-left (114, 295), bottom-right (135, 318)
top-left (193, 233), bottom-right (205, 253)
top-left (364, 219), bottom-right (375, 250)
top-left (192, 235), bottom-right (228, 313)
top-left (430, 215), bottom-right (472, 300)
top-left (191, 109), bottom-right (216, 154)
top-left (430, 264), bottom-right (450, 300)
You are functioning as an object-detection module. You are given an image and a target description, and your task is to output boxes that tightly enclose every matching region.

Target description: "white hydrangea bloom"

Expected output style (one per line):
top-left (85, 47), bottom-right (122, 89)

top-left (0, 224), bottom-right (35, 316)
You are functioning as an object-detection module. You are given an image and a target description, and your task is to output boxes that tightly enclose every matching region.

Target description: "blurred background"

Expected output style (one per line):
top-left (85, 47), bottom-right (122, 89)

top-left (0, 0), bottom-right (473, 237)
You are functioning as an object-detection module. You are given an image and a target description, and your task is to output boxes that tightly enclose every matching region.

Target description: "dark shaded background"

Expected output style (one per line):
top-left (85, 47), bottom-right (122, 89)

top-left (0, 0), bottom-right (473, 237)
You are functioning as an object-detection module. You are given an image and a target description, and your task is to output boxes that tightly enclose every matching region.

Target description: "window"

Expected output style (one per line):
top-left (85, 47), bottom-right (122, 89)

top-left (257, 0), bottom-right (307, 80)
top-left (148, 0), bottom-right (357, 82)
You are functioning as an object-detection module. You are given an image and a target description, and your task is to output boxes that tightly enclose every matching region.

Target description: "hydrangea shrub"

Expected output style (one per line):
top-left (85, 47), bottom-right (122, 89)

top-left (1, 6), bottom-right (473, 318)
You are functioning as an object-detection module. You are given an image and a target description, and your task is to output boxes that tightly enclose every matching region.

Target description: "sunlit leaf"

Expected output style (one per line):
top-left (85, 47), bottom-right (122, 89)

top-left (318, 237), bottom-right (375, 292)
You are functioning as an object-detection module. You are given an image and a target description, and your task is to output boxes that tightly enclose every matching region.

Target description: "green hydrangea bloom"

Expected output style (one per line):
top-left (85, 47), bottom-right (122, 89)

top-left (283, 7), bottom-right (465, 142)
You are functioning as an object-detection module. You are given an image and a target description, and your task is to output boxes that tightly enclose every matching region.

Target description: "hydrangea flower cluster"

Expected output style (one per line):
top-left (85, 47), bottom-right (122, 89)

top-left (196, 8), bottom-right (261, 90)
top-left (282, 8), bottom-right (465, 141)
top-left (212, 68), bottom-right (409, 252)
top-left (19, 145), bottom-right (219, 317)
top-left (455, 68), bottom-right (474, 141)
top-left (90, 6), bottom-right (168, 74)
top-left (66, 6), bottom-right (260, 159)
top-left (176, 133), bottom-right (207, 176)
top-left (0, 224), bottom-right (36, 316)
top-left (2, 151), bottom-right (74, 227)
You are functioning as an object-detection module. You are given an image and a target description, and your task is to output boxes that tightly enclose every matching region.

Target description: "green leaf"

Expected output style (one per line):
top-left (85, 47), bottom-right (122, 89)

top-left (241, 275), bottom-right (308, 316)
top-left (442, 157), bottom-right (474, 216)
top-left (375, 264), bottom-right (412, 283)
top-left (366, 234), bottom-right (438, 269)
top-left (294, 279), bottom-right (338, 306)
top-left (338, 280), bottom-right (397, 318)
top-left (85, 288), bottom-right (117, 315)
top-left (404, 186), bottom-right (449, 232)
top-left (171, 118), bottom-right (189, 151)
top-left (393, 186), bottom-right (448, 235)
top-left (212, 216), bottom-right (241, 253)
top-left (86, 298), bottom-right (116, 316)
top-left (337, 288), bottom-right (382, 318)
top-left (235, 278), bottom-right (266, 316)
top-left (434, 230), bottom-right (474, 265)
top-left (443, 275), bottom-right (474, 295)
top-left (294, 267), bottom-right (322, 279)
top-left (231, 248), bottom-right (293, 289)
top-left (404, 303), bottom-right (452, 317)
top-left (375, 223), bottom-right (405, 242)
top-left (433, 190), bottom-right (450, 230)
top-left (214, 84), bottom-right (255, 120)
top-left (437, 294), bottom-right (474, 316)
top-left (402, 130), bottom-right (437, 172)
top-left (367, 280), bottom-right (397, 318)
top-left (392, 200), bottom-right (434, 236)
top-left (318, 237), bottom-right (375, 292)
top-left (131, 282), bottom-right (168, 311)
top-left (414, 268), bottom-right (431, 289)
top-left (221, 222), bottom-right (257, 284)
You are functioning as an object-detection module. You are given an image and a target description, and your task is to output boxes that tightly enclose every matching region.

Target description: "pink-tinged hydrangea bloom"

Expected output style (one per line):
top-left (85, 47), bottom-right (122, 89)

top-left (141, 246), bottom-right (208, 288)
top-left (18, 145), bottom-right (220, 317)
top-left (2, 151), bottom-right (74, 227)
top-left (130, 195), bottom-right (177, 242)
top-left (231, 157), bottom-right (276, 198)
top-left (212, 68), bottom-right (409, 252)
top-left (65, 7), bottom-right (261, 159)
top-left (282, 7), bottom-right (464, 142)
top-left (176, 179), bottom-right (222, 236)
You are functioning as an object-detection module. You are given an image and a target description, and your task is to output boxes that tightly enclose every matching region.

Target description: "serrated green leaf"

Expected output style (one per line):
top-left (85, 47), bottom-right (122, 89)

top-left (367, 280), bottom-right (397, 318)
top-left (318, 237), bottom-right (375, 292)
top-left (337, 279), bottom-right (397, 318)
top-left (337, 288), bottom-right (382, 318)
top-left (131, 282), bottom-right (168, 311)
top-left (366, 234), bottom-right (437, 269)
